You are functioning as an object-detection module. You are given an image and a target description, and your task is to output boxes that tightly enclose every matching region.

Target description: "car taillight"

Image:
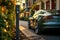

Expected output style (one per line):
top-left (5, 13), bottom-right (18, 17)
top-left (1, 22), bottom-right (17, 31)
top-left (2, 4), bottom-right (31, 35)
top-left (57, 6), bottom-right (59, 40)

top-left (44, 16), bottom-right (53, 19)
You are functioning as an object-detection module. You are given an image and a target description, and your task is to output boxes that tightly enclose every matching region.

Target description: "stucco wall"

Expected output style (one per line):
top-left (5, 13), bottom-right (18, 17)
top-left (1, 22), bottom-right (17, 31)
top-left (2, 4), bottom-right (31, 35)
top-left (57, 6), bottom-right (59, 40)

top-left (59, 0), bottom-right (60, 10)
top-left (56, 0), bottom-right (60, 10)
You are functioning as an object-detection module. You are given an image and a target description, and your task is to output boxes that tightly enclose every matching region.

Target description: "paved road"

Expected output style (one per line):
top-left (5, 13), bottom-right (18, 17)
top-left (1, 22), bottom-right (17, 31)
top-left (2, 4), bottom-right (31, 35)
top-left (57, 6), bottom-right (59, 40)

top-left (19, 20), bottom-right (29, 29)
top-left (19, 20), bottom-right (60, 40)
top-left (44, 35), bottom-right (60, 40)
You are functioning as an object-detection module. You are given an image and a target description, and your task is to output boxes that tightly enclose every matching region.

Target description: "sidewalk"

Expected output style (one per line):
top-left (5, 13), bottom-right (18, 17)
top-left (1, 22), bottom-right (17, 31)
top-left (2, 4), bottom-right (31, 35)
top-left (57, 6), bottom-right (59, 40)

top-left (19, 20), bottom-right (28, 29)
top-left (19, 26), bottom-right (43, 40)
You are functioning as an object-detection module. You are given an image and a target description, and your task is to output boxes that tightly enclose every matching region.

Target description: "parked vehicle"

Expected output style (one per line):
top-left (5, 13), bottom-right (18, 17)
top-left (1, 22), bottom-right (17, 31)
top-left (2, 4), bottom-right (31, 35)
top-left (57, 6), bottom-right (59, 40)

top-left (28, 10), bottom-right (60, 34)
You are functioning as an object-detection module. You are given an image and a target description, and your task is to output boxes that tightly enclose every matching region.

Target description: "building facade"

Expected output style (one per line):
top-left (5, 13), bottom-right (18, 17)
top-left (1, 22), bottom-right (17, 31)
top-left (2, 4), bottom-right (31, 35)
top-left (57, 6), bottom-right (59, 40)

top-left (35, 0), bottom-right (60, 10)
top-left (19, 0), bottom-right (60, 18)
top-left (44, 0), bottom-right (60, 10)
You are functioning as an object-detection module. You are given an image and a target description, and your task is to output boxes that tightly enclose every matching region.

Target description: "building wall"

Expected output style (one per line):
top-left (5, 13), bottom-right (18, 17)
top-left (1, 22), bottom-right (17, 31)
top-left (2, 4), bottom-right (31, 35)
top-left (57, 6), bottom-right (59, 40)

top-left (56, 0), bottom-right (59, 10)
top-left (28, 0), bottom-right (33, 7)
top-left (27, 0), bottom-right (60, 11)
top-left (34, 0), bottom-right (41, 10)
top-left (59, 0), bottom-right (60, 10)
top-left (28, 0), bottom-right (36, 7)
top-left (35, 0), bottom-right (60, 10)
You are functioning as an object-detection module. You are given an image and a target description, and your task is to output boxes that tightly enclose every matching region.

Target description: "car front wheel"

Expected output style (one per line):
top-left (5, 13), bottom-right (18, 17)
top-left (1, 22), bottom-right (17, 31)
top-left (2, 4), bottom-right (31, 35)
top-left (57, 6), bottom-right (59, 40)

top-left (34, 28), bottom-right (39, 34)
top-left (34, 26), bottom-right (42, 35)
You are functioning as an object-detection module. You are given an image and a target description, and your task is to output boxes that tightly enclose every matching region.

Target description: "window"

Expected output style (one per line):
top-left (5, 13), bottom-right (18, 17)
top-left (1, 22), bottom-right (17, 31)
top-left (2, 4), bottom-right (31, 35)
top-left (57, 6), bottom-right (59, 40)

top-left (46, 0), bottom-right (56, 10)
top-left (41, 2), bottom-right (44, 9)
top-left (46, 0), bottom-right (50, 10)
top-left (51, 0), bottom-right (56, 10)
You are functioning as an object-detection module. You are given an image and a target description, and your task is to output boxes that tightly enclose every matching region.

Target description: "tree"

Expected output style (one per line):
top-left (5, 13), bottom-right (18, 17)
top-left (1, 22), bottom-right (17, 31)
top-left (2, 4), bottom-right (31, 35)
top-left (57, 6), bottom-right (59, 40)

top-left (0, 0), bottom-right (16, 40)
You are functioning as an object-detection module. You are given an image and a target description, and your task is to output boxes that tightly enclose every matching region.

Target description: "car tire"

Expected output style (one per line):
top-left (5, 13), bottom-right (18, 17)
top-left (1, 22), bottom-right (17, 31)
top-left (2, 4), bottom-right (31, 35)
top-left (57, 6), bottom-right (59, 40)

top-left (34, 28), bottom-right (42, 35)
top-left (34, 28), bottom-right (39, 34)
top-left (33, 24), bottom-right (39, 34)
top-left (28, 21), bottom-right (31, 29)
top-left (34, 21), bottom-right (42, 34)
top-left (29, 26), bottom-right (31, 29)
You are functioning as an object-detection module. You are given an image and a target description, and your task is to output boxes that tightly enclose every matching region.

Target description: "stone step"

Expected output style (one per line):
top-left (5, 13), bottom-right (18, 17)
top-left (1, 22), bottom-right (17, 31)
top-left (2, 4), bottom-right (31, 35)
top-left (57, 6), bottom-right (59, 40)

top-left (19, 26), bottom-right (42, 40)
